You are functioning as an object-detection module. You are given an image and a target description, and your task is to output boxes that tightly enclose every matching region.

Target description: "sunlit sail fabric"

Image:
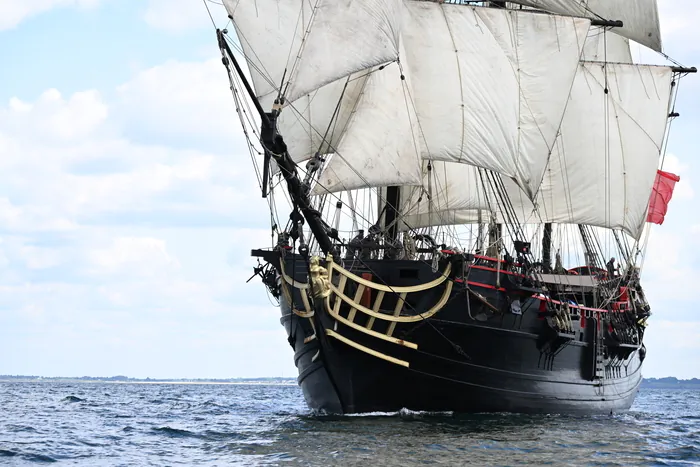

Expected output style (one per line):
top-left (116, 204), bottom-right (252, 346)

top-left (401, 63), bottom-right (673, 239)
top-left (397, 162), bottom-right (530, 231)
top-left (401, 2), bottom-right (590, 198)
top-left (277, 73), bottom-right (369, 165)
top-left (582, 26), bottom-right (633, 63)
top-left (533, 62), bottom-right (672, 239)
top-left (312, 3), bottom-right (590, 197)
top-left (507, 0), bottom-right (662, 52)
top-left (312, 61), bottom-right (423, 193)
top-left (223, 0), bottom-right (402, 106)
top-left (398, 162), bottom-right (492, 230)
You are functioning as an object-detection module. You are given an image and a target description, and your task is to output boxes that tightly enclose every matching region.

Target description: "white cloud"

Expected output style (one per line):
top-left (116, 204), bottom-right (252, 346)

top-left (0, 0), bottom-right (101, 31)
top-left (0, 58), bottom-right (269, 231)
top-left (0, 67), bottom-right (263, 233)
top-left (641, 149), bottom-right (699, 307)
top-left (89, 236), bottom-right (180, 275)
top-left (0, 198), bottom-right (77, 233)
top-left (659, 1), bottom-right (700, 44)
top-left (643, 320), bottom-right (700, 379)
top-left (0, 56), bottom-right (292, 378)
top-left (642, 227), bottom-right (699, 306)
top-left (17, 246), bottom-right (64, 270)
top-left (39, 89), bottom-right (109, 141)
top-left (115, 58), bottom-right (242, 152)
top-left (143, 0), bottom-right (220, 32)
top-left (0, 88), bottom-right (113, 170)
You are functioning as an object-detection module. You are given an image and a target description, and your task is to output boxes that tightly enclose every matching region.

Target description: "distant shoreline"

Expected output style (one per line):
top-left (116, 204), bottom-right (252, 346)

top-left (640, 377), bottom-right (700, 389)
top-left (0, 376), bottom-right (297, 385)
top-left (0, 380), bottom-right (297, 386)
top-left (1, 376), bottom-right (698, 388)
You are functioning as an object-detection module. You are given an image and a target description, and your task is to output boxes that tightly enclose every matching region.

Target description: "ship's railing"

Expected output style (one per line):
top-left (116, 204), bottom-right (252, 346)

top-left (325, 255), bottom-right (453, 322)
top-left (279, 254), bottom-right (455, 368)
top-left (323, 255), bottom-right (453, 367)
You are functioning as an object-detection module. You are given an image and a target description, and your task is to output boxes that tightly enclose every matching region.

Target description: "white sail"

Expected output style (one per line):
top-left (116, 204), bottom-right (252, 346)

top-left (307, 4), bottom-right (589, 198)
top-left (533, 62), bottom-right (673, 239)
top-left (582, 26), bottom-right (633, 63)
top-left (399, 162), bottom-right (491, 230)
top-left (402, 2), bottom-right (590, 198)
top-left (401, 208), bottom-right (487, 232)
top-left (398, 162), bottom-right (538, 230)
top-left (277, 73), bottom-right (369, 164)
top-left (263, 3), bottom-right (590, 196)
top-left (401, 63), bottom-right (673, 239)
top-left (287, 21), bottom-right (632, 187)
top-left (396, 28), bottom-right (637, 231)
top-left (312, 62), bottom-right (423, 193)
top-left (286, 4), bottom-right (588, 196)
top-left (223, 0), bottom-right (402, 106)
top-left (506, 0), bottom-right (662, 52)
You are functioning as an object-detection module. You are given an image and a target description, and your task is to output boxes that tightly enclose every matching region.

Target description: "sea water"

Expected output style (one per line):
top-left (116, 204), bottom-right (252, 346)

top-left (1, 382), bottom-right (698, 466)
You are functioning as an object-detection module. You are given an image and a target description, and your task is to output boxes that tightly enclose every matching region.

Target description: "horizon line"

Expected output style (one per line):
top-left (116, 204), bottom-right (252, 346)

top-left (1, 375), bottom-right (699, 381)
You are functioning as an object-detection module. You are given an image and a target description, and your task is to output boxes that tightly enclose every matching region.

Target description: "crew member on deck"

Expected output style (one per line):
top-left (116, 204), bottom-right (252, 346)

top-left (606, 257), bottom-right (619, 278)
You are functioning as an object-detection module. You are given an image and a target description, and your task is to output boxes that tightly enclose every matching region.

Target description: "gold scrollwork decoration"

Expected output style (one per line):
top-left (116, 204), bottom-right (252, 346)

top-left (309, 255), bottom-right (332, 298)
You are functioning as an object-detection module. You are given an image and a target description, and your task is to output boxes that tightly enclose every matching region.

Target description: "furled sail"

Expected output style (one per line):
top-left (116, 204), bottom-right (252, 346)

top-left (506, 0), bottom-right (662, 52)
top-left (401, 2), bottom-right (590, 198)
top-left (223, 0), bottom-right (402, 106)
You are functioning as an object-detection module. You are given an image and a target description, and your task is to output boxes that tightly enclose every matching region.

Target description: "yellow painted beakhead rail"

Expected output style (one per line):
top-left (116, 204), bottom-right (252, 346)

top-left (279, 254), bottom-right (455, 368)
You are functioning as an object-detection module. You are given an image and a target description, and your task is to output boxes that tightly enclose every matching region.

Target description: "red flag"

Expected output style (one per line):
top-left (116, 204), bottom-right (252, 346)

top-left (646, 169), bottom-right (680, 225)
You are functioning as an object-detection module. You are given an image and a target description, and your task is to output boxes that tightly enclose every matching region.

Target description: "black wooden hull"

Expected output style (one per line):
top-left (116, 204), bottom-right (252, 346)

top-left (277, 256), bottom-right (644, 415)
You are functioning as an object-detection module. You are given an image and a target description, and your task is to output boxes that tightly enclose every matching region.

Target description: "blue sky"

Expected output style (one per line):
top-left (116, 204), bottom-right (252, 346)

top-left (0, 0), bottom-right (699, 379)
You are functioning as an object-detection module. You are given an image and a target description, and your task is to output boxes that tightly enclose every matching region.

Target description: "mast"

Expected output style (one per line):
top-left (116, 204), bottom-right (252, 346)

top-left (488, 0), bottom-right (505, 258)
top-left (384, 186), bottom-right (401, 242)
top-left (217, 29), bottom-right (338, 257)
top-left (578, 224), bottom-right (601, 270)
top-left (486, 220), bottom-right (501, 258)
top-left (542, 222), bottom-right (552, 272)
top-left (477, 210), bottom-right (484, 254)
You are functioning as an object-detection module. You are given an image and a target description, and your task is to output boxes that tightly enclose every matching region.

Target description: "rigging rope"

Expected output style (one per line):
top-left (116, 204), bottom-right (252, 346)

top-left (209, 0), bottom-right (688, 302)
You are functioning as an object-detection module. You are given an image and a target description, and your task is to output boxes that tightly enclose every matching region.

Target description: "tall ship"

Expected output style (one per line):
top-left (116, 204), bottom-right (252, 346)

top-left (208, 0), bottom-right (694, 413)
